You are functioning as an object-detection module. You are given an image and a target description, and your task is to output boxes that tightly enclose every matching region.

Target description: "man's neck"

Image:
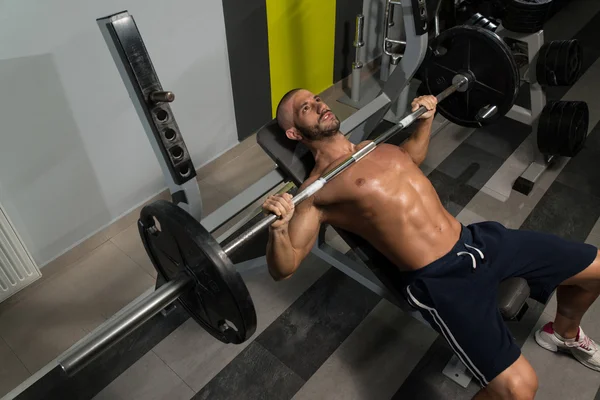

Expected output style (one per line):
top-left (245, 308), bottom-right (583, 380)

top-left (306, 132), bottom-right (356, 167)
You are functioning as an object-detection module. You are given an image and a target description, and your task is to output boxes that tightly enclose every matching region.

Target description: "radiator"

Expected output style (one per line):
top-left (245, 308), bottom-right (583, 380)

top-left (0, 205), bottom-right (41, 303)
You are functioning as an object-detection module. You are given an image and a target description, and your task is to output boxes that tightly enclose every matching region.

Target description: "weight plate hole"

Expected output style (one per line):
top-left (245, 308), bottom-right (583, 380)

top-left (164, 128), bottom-right (177, 141)
top-left (170, 146), bottom-right (184, 161)
top-left (155, 108), bottom-right (169, 122)
top-left (149, 217), bottom-right (162, 236)
top-left (221, 319), bottom-right (239, 332)
top-left (179, 164), bottom-right (191, 178)
top-left (433, 46), bottom-right (448, 57)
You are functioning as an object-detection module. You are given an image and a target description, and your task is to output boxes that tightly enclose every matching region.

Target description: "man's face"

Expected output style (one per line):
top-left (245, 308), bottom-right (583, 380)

top-left (290, 90), bottom-right (340, 140)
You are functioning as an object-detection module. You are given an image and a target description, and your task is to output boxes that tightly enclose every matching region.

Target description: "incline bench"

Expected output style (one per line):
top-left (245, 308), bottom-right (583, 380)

top-left (256, 118), bottom-right (531, 330)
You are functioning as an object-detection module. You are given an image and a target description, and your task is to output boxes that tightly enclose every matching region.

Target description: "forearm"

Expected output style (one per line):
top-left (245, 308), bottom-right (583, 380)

top-left (401, 117), bottom-right (434, 165)
top-left (266, 227), bottom-right (299, 280)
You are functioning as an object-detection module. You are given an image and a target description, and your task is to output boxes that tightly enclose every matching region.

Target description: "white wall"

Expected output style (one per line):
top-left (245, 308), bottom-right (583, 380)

top-left (0, 0), bottom-right (239, 266)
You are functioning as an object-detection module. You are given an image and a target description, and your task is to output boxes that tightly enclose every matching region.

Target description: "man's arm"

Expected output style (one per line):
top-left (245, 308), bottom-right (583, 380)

top-left (400, 95), bottom-right (437, 166)
top-left (263, 187), bottom-right (322, 281)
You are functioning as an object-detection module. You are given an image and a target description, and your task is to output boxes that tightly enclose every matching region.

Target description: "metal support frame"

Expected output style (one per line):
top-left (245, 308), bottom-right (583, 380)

top-left (505, 28), bottom-right (550, 196)
top-left (97, 12), bottom-right (203, 221)
top-left (340, 0), bottom-right (429, 144)
top-left (483, 27), bottom-right (550, 198)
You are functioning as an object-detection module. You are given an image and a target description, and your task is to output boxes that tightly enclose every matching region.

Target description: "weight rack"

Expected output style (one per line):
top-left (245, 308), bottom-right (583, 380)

top-left (482, 25), bottom-right (551, 200)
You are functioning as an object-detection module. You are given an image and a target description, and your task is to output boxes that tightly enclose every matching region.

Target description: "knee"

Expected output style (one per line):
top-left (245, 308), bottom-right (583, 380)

top-left (503, 371), bottom-right (538, 400)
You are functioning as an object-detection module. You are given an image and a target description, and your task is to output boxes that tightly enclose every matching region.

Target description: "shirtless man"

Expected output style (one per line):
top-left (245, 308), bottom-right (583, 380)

top-left (262, 88), bottom-right (600, 399)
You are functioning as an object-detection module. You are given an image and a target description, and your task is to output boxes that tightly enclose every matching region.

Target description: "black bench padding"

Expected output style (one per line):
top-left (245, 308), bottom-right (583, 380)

top-left (256, 119), bottom-right (529, 320)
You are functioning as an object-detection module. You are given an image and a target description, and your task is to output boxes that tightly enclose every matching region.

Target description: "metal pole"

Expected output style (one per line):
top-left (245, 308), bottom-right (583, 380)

top-left (59, 276), bottom-right (191, 376)
top-left (351, 14), bottom-right (365, 102)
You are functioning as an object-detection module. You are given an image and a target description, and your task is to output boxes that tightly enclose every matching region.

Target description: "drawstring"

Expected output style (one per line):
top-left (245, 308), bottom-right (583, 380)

top-left (457, 243), bottom-right (485, 270)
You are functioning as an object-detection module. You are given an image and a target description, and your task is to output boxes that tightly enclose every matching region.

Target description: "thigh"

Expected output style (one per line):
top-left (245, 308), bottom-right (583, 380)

top-left (499, 228), bottom-right (598, 303)
top-left (405, 280), bottom-right (521, 387)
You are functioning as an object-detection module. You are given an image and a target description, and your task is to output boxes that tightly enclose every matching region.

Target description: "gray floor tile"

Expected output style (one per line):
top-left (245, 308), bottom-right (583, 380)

top-left (588, 219), bottom-right (600, 238)
top-left (111, 222), bottom-right (158, 279)
top-left (587, 233), bottom-right (600, 248)
top-left (543, 0), bottom-right (600, 42)
top-left (203, 144), bottom-right (276, 198)
top-left (256, 268), bottom-right (381, 381)
top-left (0, 336), bottom-right (30, 398)
top-left (391, 336), bottom-right (481, 400)
top-left (421, 125), bottom-right (476, 173)
top-left (193, 341), bottom-right (305, 400)
top-left (93, 351), bottom-right (194, 400)
top-left (428, 170), bottom-right (480, 216)
top-left (460, 190), bottom-right (533, 229)
top-left (521, 305), bottom-right (600, 400)
top-left (464, 118), bottom-right (530, 160)
top-left (556, 122), bottom-right (600, 199)
top-left (292, 300), bottom-right (437, 400)
top-left (436, 144), bottom-right (506, 191)
top-left (152, 253), bottom-right (328, 392)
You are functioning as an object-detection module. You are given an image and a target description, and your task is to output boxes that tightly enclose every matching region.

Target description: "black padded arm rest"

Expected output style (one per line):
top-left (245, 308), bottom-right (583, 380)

top-left (498, 278), bottom-right (530, 320)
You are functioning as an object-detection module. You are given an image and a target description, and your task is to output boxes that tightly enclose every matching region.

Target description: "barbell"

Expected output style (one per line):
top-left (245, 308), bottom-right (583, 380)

top-left (59, 25), bottom-right (521, 376)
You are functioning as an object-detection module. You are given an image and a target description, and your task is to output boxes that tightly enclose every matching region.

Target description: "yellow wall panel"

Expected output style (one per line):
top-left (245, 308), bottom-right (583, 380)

top-left (266, 0), bottom-right (336, 117)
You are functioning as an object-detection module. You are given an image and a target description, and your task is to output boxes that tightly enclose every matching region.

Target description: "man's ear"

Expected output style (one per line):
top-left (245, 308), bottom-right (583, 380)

top-left (285, 127), bottom-right (302, 141)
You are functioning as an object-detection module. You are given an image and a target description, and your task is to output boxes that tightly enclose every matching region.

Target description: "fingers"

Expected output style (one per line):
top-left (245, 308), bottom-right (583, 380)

top-left (411, 99), bottom-right (419, 112)
top-left (413, 95), bottom-right (437, 118)
top-left (414, 95), bottom-right (437, 110)
top-left (262, 193), bottom-right (294, 219)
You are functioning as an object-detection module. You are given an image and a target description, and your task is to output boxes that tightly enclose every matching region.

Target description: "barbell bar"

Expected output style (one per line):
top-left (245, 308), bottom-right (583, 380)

top-left (58, 71), bottom-right (495, 376)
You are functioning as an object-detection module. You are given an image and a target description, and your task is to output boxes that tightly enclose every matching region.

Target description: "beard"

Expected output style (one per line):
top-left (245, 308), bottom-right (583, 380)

top-left (297, 115), bottom-right (341, 141)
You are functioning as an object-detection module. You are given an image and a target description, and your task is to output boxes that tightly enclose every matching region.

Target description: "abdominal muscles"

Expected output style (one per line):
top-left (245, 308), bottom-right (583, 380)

top-left (323, 163), bottom-right (460, 271)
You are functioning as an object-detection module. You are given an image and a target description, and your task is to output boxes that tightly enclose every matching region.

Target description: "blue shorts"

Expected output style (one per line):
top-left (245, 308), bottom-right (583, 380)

top-left (400, 221), bottom-right (597, 386)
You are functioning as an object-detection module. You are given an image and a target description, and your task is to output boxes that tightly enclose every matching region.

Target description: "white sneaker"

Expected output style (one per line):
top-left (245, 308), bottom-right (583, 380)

top-left (535, 322), bottom-right (600, 372)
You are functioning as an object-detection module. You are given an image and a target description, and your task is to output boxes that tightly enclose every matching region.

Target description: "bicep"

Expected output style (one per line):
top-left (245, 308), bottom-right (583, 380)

top-left (287, 202), bottom-right (322, 258)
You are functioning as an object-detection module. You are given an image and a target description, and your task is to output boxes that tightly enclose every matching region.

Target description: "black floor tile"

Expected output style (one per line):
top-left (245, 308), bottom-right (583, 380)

top-left (521, 182), bottom-right (600, 243)
top-left (256, 268), bottom-right (381, 381)
top-left (193, 341), bottom-right (305, 400)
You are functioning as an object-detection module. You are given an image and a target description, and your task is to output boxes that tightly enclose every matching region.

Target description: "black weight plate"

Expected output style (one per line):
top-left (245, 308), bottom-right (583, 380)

top-left (537, 40), bottom-right (583, 86)
top-left (538, 101), bottom-right (568, 155)
top-left (503, 18), bottom-right (545, 33)
top-left (536, 101), bottom-right (558, 154)
top-left (554, 41), bottom-right (571, 85)
top-left (561, 101), bottom-right (589, 157)
top-left (422, 25), bottom-right (519, 127)
top-left (138, 200), bottom-right (257, 344)
top-left (512, 0), bottom-right (552, 6)
top-left (508, 0), bottom-right (552, 11)
top-left (561, 40), bottom-right (583, 85)
top-left (465, 13), bottom-right (485, 26)
top-left (536, 42), bottom-right (551, 85)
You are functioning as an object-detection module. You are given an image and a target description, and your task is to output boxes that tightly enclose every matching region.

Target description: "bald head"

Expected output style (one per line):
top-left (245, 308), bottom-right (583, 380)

top-left (276, 88), bottom-right (301, 131)
top-left (275, 88), bottom-right (341, 142)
